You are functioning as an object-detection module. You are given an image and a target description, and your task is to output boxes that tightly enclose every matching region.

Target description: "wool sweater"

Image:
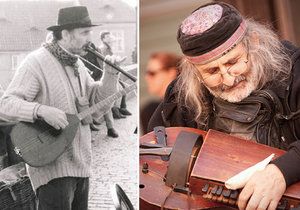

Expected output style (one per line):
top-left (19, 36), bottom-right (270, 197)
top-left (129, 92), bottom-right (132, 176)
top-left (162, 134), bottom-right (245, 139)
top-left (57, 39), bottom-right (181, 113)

top-left (0, 47), bottom-right (119, 190)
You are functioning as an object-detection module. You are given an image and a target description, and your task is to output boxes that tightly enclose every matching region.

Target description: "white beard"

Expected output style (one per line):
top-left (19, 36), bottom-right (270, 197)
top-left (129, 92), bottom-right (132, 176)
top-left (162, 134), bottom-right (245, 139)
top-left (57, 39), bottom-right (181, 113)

top-left (207, 70), bottom-right (259, 103)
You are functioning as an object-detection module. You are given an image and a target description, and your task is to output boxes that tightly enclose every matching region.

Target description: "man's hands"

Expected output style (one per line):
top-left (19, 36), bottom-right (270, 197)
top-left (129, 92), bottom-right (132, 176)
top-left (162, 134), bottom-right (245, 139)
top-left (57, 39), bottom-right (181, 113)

top-left (37, 105), bottom-right (69, 130)
top-left (238, 164), bottom-right (286, 210)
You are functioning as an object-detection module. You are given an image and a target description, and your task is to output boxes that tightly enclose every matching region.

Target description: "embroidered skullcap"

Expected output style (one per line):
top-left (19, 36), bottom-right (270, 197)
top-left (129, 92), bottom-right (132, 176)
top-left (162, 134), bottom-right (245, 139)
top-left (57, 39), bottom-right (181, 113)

top-left (177, 2), bottom-right (247, 64)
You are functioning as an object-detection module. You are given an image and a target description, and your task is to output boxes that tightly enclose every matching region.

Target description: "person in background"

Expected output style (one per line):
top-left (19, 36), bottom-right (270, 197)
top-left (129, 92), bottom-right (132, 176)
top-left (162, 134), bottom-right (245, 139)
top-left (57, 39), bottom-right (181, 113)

top-left (82, 42), bottom-right (103, 81)
top-left (140, 52), bottom-right (181, 134)
top-left (81, 42), bottom-right (120, 138)
top-left (0, 83), bottom-right (8, 170)
top-left (148, 2), bottom-right (300, 210)
top-left (0, 6), bottom-right (122, 209)
top-left (0, 84), bottom-right (4, 97)
top-left (98, 31), bottom-right (132, 119)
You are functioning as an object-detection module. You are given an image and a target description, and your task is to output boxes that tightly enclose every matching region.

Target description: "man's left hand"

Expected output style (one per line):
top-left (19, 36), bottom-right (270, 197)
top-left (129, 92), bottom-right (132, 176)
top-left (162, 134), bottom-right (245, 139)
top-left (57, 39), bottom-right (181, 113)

top-left (237, 164), bottom-right (286, 210)
top-left (104, 55), bottom-right (127, 74)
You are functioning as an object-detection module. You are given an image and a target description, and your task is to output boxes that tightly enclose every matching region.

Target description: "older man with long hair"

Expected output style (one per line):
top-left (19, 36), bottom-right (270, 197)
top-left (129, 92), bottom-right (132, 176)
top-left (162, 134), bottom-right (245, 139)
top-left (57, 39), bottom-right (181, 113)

top-left (149, 2), bottom-right (300, 210)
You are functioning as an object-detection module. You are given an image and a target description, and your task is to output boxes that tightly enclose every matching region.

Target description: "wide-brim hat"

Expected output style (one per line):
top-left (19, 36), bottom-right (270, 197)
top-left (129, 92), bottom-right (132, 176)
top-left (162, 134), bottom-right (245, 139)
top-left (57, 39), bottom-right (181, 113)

top-left (47, 6), bottom-right (98, 31)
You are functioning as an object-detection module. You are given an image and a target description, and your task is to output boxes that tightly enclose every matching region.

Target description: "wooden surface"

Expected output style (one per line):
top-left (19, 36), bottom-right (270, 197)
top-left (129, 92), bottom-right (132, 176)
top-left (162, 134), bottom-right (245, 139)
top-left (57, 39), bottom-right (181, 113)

top-left (10, 114), bottom-right (80, 167)
top-left (190, 129), bottom-right (300, 199)
top-left (140, 127), bottom-right (230, 209)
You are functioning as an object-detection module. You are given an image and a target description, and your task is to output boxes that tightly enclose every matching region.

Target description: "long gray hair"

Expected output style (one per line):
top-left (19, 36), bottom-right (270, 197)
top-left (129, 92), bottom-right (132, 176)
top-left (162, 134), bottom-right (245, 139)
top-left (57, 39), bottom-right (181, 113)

top-left (175, 19), bottom-right (292, 127)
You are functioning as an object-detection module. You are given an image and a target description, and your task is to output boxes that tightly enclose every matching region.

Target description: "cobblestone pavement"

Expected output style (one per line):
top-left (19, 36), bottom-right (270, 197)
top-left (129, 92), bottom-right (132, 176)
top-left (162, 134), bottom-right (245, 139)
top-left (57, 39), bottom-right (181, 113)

top-left (88, 96), bottom-right (138, 210)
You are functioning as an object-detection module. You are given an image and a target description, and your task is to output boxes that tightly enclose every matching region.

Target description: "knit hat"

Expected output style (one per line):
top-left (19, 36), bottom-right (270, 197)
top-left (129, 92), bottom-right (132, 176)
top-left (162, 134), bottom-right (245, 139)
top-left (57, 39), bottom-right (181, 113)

top-left (177, 2), bottom-right (247, 64)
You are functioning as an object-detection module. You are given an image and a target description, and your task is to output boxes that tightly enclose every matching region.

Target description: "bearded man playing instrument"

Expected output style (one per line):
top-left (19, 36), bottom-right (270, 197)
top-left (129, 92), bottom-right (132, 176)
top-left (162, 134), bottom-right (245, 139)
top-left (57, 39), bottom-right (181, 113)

top-left (148, 2), bottom-right (300, 210)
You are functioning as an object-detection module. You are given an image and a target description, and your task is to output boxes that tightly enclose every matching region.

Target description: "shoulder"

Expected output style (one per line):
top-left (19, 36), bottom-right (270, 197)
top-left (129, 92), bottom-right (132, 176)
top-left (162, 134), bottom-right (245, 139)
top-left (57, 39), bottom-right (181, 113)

top-left (284, 41), bottom-right (300, 79)
top-left (279, 41), bottom-right (300, 88)
top-left (22, 47), bottom-right (54, 67)
top-left (163, 79), bottom-right (179, 103)
top-left (17, 48), bottom-right (47, 73)
top-left (281, 40), bottom-right (300, 62)
top-left (141, 101), bottom-right (161, 116)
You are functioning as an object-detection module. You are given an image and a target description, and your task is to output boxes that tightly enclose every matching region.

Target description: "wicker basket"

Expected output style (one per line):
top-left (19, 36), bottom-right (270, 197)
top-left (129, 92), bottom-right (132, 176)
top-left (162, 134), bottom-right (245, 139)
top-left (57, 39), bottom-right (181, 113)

top-left (0, 163), bottom-right (36, 210)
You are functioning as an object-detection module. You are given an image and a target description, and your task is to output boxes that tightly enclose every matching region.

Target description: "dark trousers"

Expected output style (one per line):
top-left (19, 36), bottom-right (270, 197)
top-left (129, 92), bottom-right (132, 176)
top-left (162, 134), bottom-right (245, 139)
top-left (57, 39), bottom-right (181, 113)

top-left (119, 80), bottom-right (127, 109)
top-left (36, 177), bottom-right (89, 210)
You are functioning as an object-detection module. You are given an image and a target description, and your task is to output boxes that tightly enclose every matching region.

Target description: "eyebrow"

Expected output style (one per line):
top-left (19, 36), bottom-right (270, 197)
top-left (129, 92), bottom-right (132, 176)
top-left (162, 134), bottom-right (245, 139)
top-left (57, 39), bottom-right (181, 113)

top-left (202, 53), bottom-right (243, 72)
top-left (81, 29), bottom-right (92, 33)
top-left (226, 56), bottom-right (240, 64)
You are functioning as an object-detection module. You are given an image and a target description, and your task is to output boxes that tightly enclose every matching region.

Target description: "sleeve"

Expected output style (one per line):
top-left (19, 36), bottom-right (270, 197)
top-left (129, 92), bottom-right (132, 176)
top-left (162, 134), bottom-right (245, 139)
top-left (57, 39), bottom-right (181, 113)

top-left (84, 61), bottom-right (119, 118)
top-left (272, 142), bottom-right (300, 186)
top-left (272, 55), bottom-right (300, 186)
top-left (147, 102), bottom-right (165, 133)
top-left (0, 56), bottom-right (40, 123)
top-left (147, 79), bottom-right (181, 132)
top-left (140, 101), bottom-right (160, 134)
top-left (85, 62), bottom-right (119, 100)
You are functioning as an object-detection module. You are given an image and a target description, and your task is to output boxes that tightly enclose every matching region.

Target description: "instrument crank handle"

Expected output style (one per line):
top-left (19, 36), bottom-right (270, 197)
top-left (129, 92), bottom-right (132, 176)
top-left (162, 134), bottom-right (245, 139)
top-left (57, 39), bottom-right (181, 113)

top-left (140, 147), bottom-right (172, 156)
top-left (140, 142), bottom-right (166, 148)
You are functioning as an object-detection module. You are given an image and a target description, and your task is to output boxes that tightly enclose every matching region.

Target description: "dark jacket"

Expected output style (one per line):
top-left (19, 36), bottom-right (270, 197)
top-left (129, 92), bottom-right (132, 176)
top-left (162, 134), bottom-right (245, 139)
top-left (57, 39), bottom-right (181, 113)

top-left (148, 41), bottom-right (300, 187)
top-left (82, 43), bottom-right (103, 81)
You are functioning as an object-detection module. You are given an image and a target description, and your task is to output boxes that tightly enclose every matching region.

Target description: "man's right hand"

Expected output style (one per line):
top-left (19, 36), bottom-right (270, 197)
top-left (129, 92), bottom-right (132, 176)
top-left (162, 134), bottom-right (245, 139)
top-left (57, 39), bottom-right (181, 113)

top-left (37, 105), bottom-right (69, 130)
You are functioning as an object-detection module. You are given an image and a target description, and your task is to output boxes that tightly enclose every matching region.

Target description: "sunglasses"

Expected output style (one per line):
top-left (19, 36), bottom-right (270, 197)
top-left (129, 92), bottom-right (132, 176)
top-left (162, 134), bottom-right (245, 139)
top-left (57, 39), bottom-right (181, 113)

top-left (145, 68), bottom-right (165, 77)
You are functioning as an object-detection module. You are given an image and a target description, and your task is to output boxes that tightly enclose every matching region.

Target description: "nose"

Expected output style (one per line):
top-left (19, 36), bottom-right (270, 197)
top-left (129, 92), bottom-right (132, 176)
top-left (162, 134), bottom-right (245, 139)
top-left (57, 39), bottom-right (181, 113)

top-left (219, 65), bottom-right (235, 86)
top-left (87, 36), bottom-right (92, 43)
top-left (86, 31), bottom-right (93, 42)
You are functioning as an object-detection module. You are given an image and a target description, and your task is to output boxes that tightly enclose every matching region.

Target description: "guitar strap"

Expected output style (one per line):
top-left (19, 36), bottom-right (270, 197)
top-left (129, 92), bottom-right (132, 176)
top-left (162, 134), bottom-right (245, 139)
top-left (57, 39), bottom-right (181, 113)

top-left (62, 66), bottom-right (83, 98)
top-left (165, 131), bottom-right (203, 193)
top-left (63, 67), bottom-right (93, 124)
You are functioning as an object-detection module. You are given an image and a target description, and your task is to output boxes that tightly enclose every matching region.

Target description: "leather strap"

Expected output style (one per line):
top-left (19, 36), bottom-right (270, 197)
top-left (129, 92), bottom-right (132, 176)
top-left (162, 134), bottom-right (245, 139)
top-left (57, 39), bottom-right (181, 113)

top-left (154, 126), bottom-right (167, 147)
top-left (165, 131), bottom-right (203, 193)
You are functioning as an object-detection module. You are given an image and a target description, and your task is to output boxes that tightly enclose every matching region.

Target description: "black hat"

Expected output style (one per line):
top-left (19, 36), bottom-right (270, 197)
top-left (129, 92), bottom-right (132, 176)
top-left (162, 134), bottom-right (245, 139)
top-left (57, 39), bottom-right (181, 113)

top-left (177, 2), bottom-right (247, 64)
top-left (47, 6), bottom-right (98, 31)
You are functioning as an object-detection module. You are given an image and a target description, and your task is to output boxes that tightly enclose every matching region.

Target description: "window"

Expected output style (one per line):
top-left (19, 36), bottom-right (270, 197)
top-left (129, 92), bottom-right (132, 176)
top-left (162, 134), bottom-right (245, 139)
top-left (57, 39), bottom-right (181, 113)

top-left (12, 54), bottom-right (25, 70)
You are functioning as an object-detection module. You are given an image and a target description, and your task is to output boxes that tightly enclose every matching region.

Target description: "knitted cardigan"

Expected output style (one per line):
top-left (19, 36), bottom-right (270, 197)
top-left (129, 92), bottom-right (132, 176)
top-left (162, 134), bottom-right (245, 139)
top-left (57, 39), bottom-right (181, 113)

top-left (0, 47), bottom-right (119, 190)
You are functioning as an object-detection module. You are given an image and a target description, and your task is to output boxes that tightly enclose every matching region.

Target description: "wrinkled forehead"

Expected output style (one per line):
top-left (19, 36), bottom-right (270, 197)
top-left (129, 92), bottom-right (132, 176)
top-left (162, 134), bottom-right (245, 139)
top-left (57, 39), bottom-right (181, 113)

top-left (195, 43), bottom-right (246, 69)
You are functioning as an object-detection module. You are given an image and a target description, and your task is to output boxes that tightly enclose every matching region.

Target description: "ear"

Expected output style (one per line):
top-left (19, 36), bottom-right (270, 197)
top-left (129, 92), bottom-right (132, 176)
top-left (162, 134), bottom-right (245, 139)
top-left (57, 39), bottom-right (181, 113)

top-left (61, 29), bottom-right (70, 41)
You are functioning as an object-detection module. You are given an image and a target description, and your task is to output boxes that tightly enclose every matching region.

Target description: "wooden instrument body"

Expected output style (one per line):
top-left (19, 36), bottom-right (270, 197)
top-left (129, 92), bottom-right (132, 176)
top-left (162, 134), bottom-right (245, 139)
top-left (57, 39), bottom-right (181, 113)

top-left (140, 127), bottom-right (232, 210)
top-left (140, 127), bottom-right (300, 210)
top-left (9, 84), bottom-right (135, 167)
top-left (190, 129), bottom-right (300, 209)
top-left (10, 114), bottom-right (80, 167)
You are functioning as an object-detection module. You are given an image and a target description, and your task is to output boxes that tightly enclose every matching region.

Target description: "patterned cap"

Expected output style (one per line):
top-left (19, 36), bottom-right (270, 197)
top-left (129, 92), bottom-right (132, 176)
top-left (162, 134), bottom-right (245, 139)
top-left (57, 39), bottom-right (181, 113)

top-left (177, 2), bottom-right (247, 64)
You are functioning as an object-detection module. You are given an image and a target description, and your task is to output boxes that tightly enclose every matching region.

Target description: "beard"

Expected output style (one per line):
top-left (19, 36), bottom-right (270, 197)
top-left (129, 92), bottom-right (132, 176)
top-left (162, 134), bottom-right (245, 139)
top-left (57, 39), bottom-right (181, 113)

top-left (206, 68), bottom-right (259, 103)
top-left (68, 39), bottom-right (90, 56)
top-left (69, 45), bottom-right (87, 56)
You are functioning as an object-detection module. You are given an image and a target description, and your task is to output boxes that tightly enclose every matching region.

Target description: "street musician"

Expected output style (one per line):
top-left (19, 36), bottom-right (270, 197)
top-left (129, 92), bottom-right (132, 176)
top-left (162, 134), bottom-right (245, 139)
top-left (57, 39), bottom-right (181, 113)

top-left (148, 2), bottom-right (300, 210)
